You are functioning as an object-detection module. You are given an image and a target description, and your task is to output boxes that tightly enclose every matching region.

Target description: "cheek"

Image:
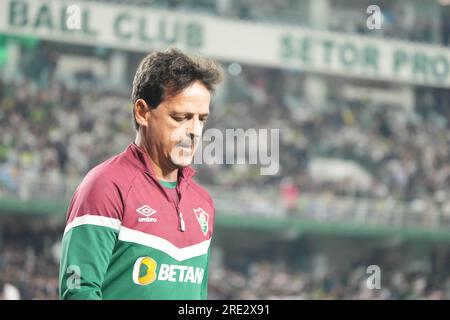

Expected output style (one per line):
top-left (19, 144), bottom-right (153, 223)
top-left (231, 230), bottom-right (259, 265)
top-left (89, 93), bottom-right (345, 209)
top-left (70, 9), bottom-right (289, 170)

top-left (169, 125), bottom-right (189, 144)
top-left (148, 122), bottom-right (176, 151)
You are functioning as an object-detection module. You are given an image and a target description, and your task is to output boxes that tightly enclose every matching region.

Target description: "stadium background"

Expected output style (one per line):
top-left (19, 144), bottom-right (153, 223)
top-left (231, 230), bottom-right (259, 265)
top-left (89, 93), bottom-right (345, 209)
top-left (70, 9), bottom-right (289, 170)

top-left (1, 0), bottom-right (450, 299)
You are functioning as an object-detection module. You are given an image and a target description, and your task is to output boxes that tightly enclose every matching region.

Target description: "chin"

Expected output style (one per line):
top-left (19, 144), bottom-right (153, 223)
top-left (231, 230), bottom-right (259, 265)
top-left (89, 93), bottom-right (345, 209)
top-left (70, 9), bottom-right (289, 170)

top-left (171, 158), bottom-right (193, 168)
top-left (170, 149), bottom-right (194, 167)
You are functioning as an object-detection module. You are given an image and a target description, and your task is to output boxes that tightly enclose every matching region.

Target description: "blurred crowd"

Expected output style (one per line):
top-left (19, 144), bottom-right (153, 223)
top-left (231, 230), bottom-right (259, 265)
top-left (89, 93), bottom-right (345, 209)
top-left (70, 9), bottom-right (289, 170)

top-left (0, 221), bottom-right (60, 300)
top-left (0, 73), bottom-right (133, 199)
top-left (209, 259), bottom-right (450, 300)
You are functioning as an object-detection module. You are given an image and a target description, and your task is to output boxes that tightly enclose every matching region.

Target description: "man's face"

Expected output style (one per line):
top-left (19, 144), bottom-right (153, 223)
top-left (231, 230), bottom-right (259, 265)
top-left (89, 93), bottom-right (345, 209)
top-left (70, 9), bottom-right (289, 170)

top-left (138, 81), bottom-right (211, 169)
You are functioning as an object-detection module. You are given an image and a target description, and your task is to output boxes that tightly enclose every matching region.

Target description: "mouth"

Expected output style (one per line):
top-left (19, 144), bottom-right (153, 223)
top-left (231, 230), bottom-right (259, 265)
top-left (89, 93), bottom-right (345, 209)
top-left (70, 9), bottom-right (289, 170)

top-left (177, 145), bottom-right (192, 152)
top-left (177, 141), bottom-right (193, 149)
top-left (176, 144), bottom-right (193, 157)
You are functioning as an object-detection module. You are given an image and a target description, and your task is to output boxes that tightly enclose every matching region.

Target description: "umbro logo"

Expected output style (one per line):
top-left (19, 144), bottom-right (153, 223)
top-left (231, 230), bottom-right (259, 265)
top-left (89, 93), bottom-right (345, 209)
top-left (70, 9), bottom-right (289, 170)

top-left (136, 205), bottom-right (157, 223)
top-left (136, 205), bottom-right (156, 217)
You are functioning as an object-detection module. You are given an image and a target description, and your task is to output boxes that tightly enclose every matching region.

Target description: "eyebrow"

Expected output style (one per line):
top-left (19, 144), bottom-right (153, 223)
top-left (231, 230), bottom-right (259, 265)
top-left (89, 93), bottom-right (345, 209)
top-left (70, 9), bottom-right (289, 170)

top-left (171, 112), bottom-right (209, 117)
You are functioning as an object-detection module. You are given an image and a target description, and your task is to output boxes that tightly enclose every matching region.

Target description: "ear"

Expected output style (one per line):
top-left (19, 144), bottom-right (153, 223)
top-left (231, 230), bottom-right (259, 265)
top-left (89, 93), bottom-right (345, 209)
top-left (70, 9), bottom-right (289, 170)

top-left (134, 99), bottom-right (150, 128)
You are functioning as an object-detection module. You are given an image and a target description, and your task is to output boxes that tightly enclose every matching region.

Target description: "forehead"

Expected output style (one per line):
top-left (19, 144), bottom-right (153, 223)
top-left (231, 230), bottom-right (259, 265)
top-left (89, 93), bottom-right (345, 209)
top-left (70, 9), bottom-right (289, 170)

top-left (164, 81), bottom-right (211, 113)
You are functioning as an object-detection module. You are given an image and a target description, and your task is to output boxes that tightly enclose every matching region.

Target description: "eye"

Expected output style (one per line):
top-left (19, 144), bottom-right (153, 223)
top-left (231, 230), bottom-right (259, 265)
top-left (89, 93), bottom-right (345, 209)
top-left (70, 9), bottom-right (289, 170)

top-left (172, 115), bottom-right (185, 122)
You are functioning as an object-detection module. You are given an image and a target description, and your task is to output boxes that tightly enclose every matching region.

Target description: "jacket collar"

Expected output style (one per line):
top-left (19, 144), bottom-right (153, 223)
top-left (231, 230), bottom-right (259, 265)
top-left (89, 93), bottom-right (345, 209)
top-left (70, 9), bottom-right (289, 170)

top-left (126, 142), bottom-right (196, 183)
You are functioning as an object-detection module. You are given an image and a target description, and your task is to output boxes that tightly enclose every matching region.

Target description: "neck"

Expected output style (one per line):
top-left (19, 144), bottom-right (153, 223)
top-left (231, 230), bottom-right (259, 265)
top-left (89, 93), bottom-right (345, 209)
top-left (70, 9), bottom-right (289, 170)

top-left (135, 132), bottom-right (178, 182)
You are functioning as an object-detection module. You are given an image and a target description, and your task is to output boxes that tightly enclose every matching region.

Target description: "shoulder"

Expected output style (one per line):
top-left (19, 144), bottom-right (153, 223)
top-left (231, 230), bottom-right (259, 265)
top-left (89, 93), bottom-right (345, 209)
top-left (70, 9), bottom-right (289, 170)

top-left (68, 152), bottom-right (140, 222)
top-left (71, 151), bottom-right (141, 211)
top-left (79, 151), bottom-right (140, 193)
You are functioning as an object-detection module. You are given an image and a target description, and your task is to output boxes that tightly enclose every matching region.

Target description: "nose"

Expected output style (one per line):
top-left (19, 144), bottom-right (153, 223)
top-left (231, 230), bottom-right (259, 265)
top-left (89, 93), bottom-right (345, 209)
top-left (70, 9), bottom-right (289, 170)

top-left (188, 116), bottom-right (202, 140)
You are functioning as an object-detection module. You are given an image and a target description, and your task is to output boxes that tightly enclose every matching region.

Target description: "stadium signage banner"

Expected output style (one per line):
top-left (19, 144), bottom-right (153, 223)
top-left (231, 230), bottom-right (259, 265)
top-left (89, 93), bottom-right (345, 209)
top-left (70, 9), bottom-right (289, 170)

top-left (1, 0), bottom-right (450, 88)
top-left (1, 0), bottom-right (204, 50)
top-left (278, 33), bottom-right (450, 88)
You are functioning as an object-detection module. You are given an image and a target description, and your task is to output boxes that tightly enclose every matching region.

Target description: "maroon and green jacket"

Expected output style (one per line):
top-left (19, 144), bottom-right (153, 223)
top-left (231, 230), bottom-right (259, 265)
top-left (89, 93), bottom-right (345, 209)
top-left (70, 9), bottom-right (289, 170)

top-left (59, 143), bottom-right (215, 300)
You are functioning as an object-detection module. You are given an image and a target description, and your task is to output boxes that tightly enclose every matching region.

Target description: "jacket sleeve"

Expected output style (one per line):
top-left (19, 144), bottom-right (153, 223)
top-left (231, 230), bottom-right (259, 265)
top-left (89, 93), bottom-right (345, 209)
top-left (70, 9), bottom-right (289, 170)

top-left (59, 174), bottom-right (124, 300)
top-left (201, 200), bottom-right (215, 300)
top-left (200, 246), bottom-right (211, 300)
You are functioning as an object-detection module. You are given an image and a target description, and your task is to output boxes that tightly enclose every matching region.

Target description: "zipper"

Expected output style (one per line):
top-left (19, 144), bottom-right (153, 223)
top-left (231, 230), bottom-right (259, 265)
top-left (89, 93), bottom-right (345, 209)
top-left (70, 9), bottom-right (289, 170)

top-left (144, 171), bottom-right (186, 232)
top-left (177, 207), bottom-right (185, 232)
top-left (174, 185), bottom-right (185, 232)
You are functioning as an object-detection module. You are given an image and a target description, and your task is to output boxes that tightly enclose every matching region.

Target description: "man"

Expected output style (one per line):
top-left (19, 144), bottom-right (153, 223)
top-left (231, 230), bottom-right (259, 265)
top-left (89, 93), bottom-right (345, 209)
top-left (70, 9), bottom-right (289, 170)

top-left (59, 48), bottom-right (223, 299)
